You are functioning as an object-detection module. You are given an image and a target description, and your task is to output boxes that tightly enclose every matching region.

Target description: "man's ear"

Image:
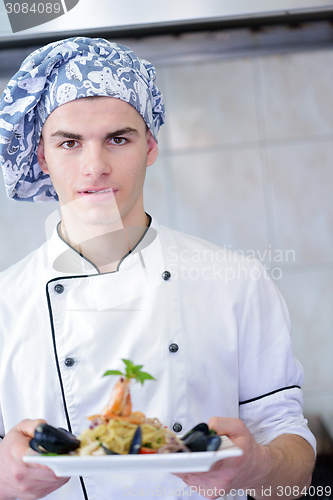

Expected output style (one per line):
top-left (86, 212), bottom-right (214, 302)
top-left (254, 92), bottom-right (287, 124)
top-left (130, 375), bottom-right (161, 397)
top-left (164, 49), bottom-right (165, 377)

top-left (36, 136), bottom-right (49, 174)
top-left (146, 130), bottom-right (158, 167)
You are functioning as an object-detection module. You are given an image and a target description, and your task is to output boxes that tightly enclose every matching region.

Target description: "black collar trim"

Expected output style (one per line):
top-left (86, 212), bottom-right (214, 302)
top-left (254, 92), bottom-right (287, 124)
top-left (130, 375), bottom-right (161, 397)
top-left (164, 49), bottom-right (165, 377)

top-left (56, 222), bottom-right (100, 274)
top-left (55, 214), bottom-right (152, 276)
top-left (116, 213), bottom-right (152, 271)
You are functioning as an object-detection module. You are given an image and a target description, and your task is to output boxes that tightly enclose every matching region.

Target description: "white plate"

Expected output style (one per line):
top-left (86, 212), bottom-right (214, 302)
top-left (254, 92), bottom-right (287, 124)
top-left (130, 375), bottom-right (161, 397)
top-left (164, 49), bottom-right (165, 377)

top-left (23, 436), bottom-right (242, 477)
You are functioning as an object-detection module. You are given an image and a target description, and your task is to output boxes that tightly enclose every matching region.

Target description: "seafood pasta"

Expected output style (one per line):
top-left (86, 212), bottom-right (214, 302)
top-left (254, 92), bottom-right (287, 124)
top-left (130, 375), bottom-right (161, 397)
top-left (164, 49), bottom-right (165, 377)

top-left (75, 360), bottom-right (186, 456)
top-left (29, 360), bottom-right (221, 455)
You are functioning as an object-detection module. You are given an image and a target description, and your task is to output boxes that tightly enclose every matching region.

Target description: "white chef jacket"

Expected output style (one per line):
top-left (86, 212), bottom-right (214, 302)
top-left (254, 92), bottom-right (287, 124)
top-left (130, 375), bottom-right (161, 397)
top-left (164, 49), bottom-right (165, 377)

top-left (0, 217), bottom-right (315, 500)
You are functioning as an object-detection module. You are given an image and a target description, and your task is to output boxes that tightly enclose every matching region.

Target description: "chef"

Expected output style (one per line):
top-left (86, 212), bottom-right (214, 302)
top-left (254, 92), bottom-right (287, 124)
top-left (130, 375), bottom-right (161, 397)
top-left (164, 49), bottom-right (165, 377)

top-left (0, 37), bottom-right (315, 500)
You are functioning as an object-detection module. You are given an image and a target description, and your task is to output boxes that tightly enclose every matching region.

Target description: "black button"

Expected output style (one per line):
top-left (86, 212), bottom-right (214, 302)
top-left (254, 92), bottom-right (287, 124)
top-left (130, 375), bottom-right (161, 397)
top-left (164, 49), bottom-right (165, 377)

top-left (54, 284), bottom-right (64, 294)
top-left (64, 358), bottom-right (75, 367)
top-left (173, 422), bottom-right (182, 433)
top-left (169, 343), bottom-right (179, 353)
top-left (162, 271), bottom-right (171, 281)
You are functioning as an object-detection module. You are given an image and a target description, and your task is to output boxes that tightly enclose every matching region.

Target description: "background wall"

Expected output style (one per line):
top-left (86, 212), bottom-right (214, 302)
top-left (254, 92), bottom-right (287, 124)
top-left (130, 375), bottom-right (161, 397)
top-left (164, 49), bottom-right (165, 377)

top-left (0, 27), bottom-right (332, 427)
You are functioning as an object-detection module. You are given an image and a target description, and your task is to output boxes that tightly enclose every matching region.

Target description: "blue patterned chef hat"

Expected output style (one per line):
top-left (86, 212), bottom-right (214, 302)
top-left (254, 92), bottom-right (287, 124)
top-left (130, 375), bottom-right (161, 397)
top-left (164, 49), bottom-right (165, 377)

top-left (0, 37), bottom-right (165, 202)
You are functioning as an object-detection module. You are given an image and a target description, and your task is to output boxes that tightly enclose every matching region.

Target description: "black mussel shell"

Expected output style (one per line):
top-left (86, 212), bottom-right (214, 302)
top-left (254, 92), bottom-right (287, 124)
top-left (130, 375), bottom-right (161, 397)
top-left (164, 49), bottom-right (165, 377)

top-left (181, 423), bottom-right (209, 441)
top-left (206, 435), bottom-right (221, 451)
top-left (29, 438), bottom-right (46, 454)
top-left (102, 444), bottom-right (119, 455)
top-left (30, 424), bottom-right (80, 454)
top-left (129, 426), bottom-right (142, 454)
top-left (182, 431), bottom-right (208, 452)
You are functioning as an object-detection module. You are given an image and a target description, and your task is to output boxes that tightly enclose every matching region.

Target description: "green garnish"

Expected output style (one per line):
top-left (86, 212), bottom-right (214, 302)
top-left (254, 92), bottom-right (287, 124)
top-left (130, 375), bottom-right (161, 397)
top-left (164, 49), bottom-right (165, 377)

top-left (143, 442), bottom-right (153, 448)
top-left (103, 359), bottom-right (156, 385)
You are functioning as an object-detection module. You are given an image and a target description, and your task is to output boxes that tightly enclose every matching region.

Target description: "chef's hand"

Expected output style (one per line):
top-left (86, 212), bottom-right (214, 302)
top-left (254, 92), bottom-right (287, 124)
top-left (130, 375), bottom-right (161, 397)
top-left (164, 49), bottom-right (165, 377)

top-left (0, 419), bottom-right (69, 500)
top-left (175, 417), bottom-right (263, 499)
top-left (175, 417), bottom-right (315, 500)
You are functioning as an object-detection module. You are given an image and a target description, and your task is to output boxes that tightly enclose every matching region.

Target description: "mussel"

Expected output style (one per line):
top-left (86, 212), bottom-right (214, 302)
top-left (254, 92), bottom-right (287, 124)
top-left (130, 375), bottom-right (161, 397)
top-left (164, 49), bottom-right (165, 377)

top-left (206, 435), bottom-right (222, 451)
top-left (30, 424), bottom-right (81, 455)
top-left (128, 426), bottom-right (142, 454)
top-left (101, 445), bottom-right (119, 455)
top-left (182, 431), bottom-right (208, 452)
top-left (181, 423), bottom-right (221, 452)
top-left (181, 423), bottom-right (209, 441)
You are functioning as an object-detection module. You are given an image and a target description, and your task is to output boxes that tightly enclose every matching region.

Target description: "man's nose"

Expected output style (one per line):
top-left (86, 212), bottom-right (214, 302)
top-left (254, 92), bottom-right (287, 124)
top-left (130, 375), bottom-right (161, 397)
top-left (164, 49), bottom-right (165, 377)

top-left (81, 144), bottom-right (111, 177)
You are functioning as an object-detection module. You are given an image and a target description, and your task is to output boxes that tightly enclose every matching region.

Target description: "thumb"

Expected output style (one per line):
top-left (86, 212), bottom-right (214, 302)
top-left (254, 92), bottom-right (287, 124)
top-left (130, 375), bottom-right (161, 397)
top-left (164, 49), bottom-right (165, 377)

top-left (10, 419), bottom-right (47, 464)
top-left (16, 418), bottom-right (47, 438)
top-left (208, 417), bottom-right (246, 440)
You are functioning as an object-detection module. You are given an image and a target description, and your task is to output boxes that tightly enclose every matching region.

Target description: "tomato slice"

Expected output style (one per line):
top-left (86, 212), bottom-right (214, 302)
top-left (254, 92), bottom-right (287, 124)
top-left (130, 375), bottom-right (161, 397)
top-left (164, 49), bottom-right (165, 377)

top-left (139, 447), bottom-right (158, 454)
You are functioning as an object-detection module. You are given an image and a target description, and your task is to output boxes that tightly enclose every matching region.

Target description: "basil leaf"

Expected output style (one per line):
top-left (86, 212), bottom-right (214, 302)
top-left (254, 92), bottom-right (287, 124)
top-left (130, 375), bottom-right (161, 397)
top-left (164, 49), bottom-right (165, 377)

top-left (103, 370), bottom-right (123, 377)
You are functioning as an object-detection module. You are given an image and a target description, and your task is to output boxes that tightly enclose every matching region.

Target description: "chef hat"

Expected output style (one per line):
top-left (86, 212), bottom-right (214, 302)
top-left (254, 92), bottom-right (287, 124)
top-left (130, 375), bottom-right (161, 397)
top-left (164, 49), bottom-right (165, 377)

top-left (0, 37), bottom-right (165, 202)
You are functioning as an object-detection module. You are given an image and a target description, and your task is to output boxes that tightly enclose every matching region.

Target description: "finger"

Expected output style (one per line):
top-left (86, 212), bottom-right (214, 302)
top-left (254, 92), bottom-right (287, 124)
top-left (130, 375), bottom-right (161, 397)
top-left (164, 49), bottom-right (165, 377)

top-left (207, 417), bottom-right (245, 439)
top-left (173, 472), bottom-right (208, 480)
top-left (174, 472), bottom-right (189, 481)
top-left (17, 418), bottom-right (47, 438)
top-left (24, 455), bottom-right (68, 477)
top-left (10, 419), bottom-right (47, 465)
top-left (25, 461), bottom-right (60, 473)
top-left (17, 459), bottom-right (68, 482)
top-left (173, 471), bottom-right (223, 497)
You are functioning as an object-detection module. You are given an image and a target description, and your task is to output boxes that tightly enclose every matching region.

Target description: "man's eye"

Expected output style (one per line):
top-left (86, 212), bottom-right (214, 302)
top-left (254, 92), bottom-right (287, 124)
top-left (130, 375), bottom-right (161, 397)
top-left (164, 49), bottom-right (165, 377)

top-left (62, 140), bottom-right (77, 149)
top-left (111, 137), bottom-right (126, 145)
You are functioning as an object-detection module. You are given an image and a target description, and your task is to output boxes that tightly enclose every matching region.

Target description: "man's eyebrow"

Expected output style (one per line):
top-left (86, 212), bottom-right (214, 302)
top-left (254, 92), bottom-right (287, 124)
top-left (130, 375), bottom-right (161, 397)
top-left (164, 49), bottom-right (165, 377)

top-left (105, 127), bottom-right (139, 139)
top-left (50, 131), bottom-right (83, 140)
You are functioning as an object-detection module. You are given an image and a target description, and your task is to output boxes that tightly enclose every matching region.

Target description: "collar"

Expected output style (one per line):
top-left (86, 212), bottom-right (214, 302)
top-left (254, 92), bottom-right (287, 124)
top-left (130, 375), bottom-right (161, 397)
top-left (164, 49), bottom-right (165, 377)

top-left (46, 215), bottom-right (162, 277)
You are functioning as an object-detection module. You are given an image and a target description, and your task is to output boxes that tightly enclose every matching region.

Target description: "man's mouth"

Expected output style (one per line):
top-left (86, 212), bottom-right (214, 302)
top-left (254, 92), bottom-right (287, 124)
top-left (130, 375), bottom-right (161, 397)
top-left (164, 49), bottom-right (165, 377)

top-left (80, 188), bottom-right (115, 195)
top-left (83, 189), bottom-right (112, 194)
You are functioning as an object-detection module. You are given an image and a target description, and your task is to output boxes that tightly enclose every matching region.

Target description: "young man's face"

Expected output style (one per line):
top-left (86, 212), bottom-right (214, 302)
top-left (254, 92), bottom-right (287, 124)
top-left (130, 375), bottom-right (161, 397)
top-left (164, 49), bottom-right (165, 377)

top-left (37, 96), bottom-right (158, 232)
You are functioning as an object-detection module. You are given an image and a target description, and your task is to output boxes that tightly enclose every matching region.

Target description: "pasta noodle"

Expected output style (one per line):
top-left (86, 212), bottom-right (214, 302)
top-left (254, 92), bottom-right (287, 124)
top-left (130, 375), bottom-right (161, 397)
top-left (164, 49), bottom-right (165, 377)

top-left (76, 416), bottom-right (178, 456)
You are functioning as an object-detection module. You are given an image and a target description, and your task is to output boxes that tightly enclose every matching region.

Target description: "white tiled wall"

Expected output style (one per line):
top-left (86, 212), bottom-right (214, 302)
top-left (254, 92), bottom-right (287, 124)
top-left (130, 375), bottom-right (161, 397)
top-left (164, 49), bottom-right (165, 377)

top-left (168, 148), bottom-right (269, 252)
top-left (268, 141), bottom-right (333, 265)
top-left (1, 44), bottom-right (332, 420)
top-left (144, 48), bottom-right (333, 419)
top-left (161, 59), bottom-right (260, 149)
top-left (260, 51), bottom-right (333, 139)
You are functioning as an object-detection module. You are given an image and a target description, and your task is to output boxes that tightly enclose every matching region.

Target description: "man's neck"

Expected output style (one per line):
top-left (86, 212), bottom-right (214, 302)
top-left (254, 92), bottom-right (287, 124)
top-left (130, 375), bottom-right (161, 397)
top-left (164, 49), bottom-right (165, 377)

top-left (59, 213), bottom-right (150, 273)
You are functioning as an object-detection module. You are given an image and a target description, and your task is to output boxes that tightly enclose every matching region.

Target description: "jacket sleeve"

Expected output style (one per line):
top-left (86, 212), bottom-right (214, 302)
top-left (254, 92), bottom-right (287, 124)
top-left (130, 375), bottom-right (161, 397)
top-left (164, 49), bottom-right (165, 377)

top-left (238, 260), bottom-right (316, 452)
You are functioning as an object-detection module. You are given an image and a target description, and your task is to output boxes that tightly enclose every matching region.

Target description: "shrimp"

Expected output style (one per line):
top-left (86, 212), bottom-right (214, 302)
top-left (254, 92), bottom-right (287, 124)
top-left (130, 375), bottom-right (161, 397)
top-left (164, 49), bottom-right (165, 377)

top-left (101, 377), bottom-right (132, 418)
top-left (96, 360), bottom-right (155, 422)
